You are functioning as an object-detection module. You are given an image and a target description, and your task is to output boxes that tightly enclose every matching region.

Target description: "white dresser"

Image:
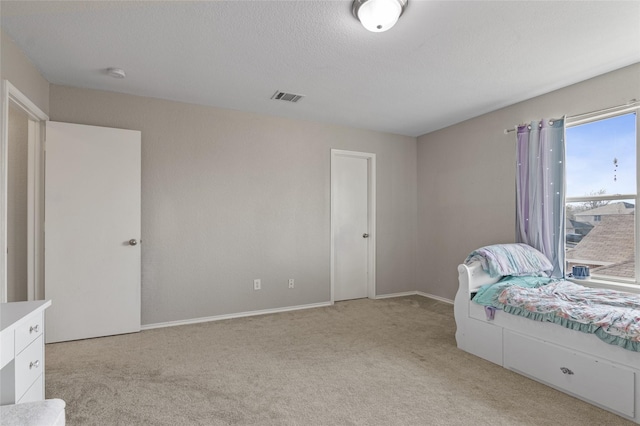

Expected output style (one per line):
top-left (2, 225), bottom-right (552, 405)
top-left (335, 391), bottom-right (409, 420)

top-left (0, 300), bottom-right (51, 405)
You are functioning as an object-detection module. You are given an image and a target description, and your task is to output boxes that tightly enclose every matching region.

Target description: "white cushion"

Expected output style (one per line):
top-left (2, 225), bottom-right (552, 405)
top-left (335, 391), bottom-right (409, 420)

top-left (0, 399), bottom-right (65, 426)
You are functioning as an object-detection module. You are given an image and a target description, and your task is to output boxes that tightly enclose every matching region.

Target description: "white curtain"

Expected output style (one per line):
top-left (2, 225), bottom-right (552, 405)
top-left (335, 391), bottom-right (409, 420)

top-left (515, 118), bottom-right (565, 278)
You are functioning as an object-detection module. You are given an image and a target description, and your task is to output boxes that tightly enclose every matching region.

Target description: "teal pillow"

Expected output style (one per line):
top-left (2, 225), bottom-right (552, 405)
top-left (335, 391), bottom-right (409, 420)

top-left (473, 275), bottom-right (552, 307)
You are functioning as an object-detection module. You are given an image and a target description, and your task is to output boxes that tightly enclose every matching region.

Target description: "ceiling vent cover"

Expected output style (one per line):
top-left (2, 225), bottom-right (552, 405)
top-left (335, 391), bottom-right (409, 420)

top-left (271, 91), bottom-right (304, 103)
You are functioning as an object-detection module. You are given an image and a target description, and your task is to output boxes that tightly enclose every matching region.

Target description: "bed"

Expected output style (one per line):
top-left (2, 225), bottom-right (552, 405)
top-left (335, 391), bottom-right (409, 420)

top-left (454, 244), bottom-right (640, 423)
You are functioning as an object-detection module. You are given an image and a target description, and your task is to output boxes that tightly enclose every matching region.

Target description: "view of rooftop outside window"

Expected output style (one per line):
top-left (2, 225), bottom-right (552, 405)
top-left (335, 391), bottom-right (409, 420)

top-left (565, 112), bottom-right (637, 283)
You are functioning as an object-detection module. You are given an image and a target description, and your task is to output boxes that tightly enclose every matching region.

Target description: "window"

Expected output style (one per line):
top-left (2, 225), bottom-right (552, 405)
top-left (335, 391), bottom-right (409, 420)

top-left (565, 111), bottom-right (638, 286)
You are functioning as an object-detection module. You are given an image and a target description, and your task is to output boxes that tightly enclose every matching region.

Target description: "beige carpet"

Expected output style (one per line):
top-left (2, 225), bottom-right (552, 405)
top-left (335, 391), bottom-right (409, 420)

top-left (45, 296), bottom-right (633, 425)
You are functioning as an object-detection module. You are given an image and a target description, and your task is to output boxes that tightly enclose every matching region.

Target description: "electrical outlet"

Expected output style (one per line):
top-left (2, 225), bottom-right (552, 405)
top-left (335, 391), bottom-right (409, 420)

top-left (288, 279), bottom-right (295, 289)
top-left (253, 279), bottom-right (261, 291)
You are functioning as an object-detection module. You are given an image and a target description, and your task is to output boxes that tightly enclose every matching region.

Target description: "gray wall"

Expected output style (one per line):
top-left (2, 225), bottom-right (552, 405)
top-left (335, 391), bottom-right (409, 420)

top-left (49, 85), bottom-right (418, 326)
top-left (7, 103), bottom-right (28, 302)
top-left (416, 63), bottom-right (640, 301)
top-left (1, 29), bottom-right (50, 114)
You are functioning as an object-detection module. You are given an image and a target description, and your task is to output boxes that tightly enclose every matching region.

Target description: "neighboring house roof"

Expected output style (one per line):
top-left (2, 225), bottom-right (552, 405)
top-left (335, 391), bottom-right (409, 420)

top-left (566, 214), bottom-right (634, 267)
top-left (591, 260), bottom-right (635, 279)
top-left (574, 201), bottom-right (635, 218)
top-left (566, 219), bottom-right (574, 233)
top-left (568, 219), bottom-right (593, 233)
top-left (565, 219), bottom-right (594, 248)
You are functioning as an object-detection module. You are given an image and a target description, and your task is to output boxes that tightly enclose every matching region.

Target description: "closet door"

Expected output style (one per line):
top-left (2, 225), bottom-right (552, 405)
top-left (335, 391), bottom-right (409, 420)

top-left (331, 150), bottom-right (376, 301)
top-left (44, 121), bottom-right (141, 343)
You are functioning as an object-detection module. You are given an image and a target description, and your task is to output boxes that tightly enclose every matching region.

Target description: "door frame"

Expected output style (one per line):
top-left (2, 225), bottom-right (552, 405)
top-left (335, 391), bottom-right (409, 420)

top-left (1, 80), bottom-right (48, 302)
top-left (330, 149), bottom-right (376, 303)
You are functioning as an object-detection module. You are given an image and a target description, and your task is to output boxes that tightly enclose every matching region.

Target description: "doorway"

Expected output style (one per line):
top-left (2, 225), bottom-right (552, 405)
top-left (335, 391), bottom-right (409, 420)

top-left (330, 149), bottom-right (376, 302)
top-left (1, 80), bottom-right (48, 303)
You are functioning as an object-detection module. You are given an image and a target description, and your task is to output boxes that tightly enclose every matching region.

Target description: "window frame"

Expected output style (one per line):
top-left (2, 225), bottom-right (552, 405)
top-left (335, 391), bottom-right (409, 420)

top-left (564, 106), bottom-right (640, 293)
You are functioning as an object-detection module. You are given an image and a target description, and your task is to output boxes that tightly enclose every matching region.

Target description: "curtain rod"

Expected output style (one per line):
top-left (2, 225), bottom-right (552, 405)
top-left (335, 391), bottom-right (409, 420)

top-left (503, 99), bottom-right (640, 134)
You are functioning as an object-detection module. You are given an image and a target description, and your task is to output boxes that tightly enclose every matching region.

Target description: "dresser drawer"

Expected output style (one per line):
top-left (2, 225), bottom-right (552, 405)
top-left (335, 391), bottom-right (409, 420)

top-left (15, 335), bottom-right (44, 399)
top-left (17, 374), bottom-right (43, 404)
top-left (504, 330), bottom-right (635, 417)
top-left (15, 312), bottom-right (44, 354)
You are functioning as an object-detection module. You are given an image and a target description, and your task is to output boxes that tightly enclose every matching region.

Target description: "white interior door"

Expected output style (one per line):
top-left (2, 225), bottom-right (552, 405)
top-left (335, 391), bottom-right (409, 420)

top-left (45, 121), bottom-right (141, 343)
top-left (331, 150), bottom-right (375, 301)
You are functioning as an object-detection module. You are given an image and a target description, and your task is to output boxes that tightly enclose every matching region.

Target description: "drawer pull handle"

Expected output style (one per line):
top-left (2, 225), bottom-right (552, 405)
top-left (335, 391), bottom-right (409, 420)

top-left (29, 325), bottom-right (39, 333)
top-left (29, 360), bottom-right (40, 369)
top-left (560, 367), bottom-right (574, 375)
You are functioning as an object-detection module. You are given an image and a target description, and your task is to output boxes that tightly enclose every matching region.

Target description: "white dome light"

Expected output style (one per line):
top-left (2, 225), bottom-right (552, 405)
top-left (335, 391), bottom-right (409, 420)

top-left (352, 0), bottom-right (407, 33)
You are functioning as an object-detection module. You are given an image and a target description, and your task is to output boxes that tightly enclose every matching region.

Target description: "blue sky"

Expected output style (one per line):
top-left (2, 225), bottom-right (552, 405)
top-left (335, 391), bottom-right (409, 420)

top-left (565, 113), bottom-right (637, 198)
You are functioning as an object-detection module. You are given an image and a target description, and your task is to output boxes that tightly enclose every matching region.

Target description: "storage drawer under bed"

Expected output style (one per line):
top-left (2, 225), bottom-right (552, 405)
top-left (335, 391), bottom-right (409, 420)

top-left (504, 330), bottom-right (636, 418)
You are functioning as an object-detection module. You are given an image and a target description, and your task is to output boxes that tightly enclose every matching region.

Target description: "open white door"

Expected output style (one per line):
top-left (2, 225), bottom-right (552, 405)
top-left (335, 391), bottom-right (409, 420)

top-left (45, 121), bottom-right (141, 343)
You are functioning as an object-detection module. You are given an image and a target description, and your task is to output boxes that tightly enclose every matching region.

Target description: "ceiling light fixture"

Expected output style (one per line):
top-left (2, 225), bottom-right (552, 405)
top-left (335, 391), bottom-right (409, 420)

top-left (106, 67), bottom-right (126, 79)
top-left (352, 0), bottom-right (407, 33)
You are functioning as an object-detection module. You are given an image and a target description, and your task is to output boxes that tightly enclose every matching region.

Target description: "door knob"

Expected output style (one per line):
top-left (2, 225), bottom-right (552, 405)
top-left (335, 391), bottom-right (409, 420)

top-left (363, 233), bottom-right (369, 238)
top-left (129, 239), bottom-right (138, 246)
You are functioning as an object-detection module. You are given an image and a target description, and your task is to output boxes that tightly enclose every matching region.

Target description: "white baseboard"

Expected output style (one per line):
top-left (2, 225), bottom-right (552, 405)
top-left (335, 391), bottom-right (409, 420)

top-left (375, 291), bottom-right (418, 299)
top-left (416, 291), bottom-right (454, 304)
top-left (141, 301), bottom-right (333, 331)
top-left (142, 292), bottom-right (454, 331)
top-left (375, 291), bottom-right (453, 305)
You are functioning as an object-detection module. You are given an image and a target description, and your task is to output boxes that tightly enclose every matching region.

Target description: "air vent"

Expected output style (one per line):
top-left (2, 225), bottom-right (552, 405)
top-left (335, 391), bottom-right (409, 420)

top-left (271, 91), bottom-right (304, 103)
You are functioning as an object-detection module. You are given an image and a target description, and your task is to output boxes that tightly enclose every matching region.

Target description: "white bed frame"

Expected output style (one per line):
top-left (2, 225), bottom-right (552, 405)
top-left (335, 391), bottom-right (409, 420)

top-left (454, 261), bottom-right (640, 423)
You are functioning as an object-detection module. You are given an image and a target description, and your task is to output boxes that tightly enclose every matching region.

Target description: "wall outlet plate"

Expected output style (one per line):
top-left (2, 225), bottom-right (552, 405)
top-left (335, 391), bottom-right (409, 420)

top-left (288, 279), bottom-right (295, 288)
top-left (253, 279), bottom-right (261, 290)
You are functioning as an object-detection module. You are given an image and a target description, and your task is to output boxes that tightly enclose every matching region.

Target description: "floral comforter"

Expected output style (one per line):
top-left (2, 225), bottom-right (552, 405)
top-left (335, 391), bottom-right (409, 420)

top-left (497, 280), bottom-right (640, 352)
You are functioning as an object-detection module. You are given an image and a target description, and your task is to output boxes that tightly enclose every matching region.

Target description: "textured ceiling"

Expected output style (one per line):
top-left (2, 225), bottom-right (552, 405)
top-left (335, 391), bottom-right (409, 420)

top-left (1, 1), bottom-right (639, 137)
